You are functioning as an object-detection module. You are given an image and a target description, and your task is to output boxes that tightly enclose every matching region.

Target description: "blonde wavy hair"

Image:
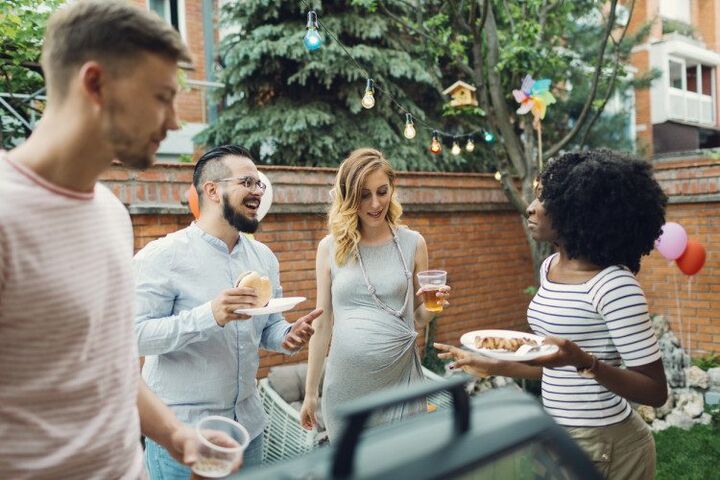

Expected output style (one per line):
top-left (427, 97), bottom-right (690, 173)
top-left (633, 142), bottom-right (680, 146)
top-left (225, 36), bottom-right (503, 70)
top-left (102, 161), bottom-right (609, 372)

top-left (329, 148), bottom-right (403, 266)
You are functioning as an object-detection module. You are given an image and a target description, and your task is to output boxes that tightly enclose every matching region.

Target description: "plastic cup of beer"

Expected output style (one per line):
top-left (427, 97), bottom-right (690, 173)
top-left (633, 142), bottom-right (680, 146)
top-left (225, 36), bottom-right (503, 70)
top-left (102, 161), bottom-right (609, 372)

top-left (417, 270), bottom-right (447, 313)
top-left (192, 416), bottom-right (249, 478)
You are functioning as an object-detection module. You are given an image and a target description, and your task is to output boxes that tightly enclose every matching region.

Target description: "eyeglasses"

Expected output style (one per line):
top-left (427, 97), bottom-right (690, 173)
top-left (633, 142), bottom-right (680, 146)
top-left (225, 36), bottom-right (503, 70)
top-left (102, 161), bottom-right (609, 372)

top-left (215, 176), bottom-right (267, 192)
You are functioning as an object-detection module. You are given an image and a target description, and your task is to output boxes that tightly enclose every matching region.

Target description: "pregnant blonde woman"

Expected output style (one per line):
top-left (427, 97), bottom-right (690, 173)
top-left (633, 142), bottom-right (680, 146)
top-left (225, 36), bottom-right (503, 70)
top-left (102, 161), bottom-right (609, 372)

top-left (299, 148), bottom-right (450, 441)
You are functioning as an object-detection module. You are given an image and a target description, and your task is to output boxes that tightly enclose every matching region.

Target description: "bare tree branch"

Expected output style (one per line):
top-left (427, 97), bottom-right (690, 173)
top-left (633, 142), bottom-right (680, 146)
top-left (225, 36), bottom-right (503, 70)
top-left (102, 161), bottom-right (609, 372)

top-left (478, 0), bottom-right (490, 36)
top-left (544, 0), bottom-right (619, 159)
top-left (484, 6), bottom-right (527, 178)
top-left (499, 170), bottom-right (529, 212)
top-left (579, 0), bottom-right (635, 146)
top-left (378, 2), bottom-right (436, 44)
top-left (503, 0), bottom-right (516, 31)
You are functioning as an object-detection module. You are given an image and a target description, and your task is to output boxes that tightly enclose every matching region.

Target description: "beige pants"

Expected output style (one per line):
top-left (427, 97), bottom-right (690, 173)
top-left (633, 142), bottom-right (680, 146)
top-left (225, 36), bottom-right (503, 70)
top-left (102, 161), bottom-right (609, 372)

top-left (566, 410), bottom-right (655, 480)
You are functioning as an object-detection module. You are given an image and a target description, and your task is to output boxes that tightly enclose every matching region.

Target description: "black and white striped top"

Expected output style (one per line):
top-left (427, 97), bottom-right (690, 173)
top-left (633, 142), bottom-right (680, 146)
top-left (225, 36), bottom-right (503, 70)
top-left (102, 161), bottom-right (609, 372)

top-left (528, 253), bottom-right (661, 428)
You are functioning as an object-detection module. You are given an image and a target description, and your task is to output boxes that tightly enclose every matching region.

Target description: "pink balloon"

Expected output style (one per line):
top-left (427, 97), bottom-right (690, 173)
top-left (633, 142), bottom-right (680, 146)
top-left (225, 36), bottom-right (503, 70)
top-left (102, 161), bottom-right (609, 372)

top-left (655, 222), bottom-right (688, 260)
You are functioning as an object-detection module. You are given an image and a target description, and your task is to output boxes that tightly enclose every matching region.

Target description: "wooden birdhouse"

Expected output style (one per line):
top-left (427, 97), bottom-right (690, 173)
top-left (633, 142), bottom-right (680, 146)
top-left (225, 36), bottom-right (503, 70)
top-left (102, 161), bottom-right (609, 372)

top-left (442, 80), bottom-right (478, 107)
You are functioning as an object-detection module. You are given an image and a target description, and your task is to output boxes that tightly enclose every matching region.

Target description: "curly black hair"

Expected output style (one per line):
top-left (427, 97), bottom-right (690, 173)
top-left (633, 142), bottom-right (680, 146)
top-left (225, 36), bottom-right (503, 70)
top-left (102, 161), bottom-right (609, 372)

top-left (539, 149), bottom-right (667, 273)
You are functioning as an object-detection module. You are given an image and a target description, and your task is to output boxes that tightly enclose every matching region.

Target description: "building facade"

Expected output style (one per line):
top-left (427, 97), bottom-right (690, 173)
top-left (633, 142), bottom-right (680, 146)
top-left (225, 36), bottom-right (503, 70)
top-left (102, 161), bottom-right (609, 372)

top-left (133, 0), bottom-right (221, 161)
top-left (629, 0), bottom-right (720, 155)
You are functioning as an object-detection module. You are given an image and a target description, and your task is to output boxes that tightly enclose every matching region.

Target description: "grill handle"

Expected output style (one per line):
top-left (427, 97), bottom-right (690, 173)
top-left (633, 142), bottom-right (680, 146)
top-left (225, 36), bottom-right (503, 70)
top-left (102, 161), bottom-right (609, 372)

top-left (331, 374), bottom-right (471, 478)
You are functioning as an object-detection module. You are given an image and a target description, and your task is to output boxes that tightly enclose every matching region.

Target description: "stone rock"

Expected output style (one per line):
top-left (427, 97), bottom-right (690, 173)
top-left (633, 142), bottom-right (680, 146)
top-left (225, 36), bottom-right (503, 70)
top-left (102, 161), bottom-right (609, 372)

top-left (656, 387), bottom-right (675, 419)
top-left (493, 376), bottom-right (512, 388)
top-left (705, 390), bottom-right (720, 406)
top-left (685, 366), bottom-right (709, 389)
top-left (650, 419), bottom-right (670, 432)
top-left (651, 315), bottom-right (669, 340)
top-left (698, 412), bottom-right (712, 426)
top-left (637, 405), bottom-right (656, 423)
top-left (658, 332), bottom-right (690, 388)
top-left (675, 389), bottom-right (705, 418)
top-left (708, 368), bottom-right (720, 389)
top-left (665, 410), bottom-right (694, 430)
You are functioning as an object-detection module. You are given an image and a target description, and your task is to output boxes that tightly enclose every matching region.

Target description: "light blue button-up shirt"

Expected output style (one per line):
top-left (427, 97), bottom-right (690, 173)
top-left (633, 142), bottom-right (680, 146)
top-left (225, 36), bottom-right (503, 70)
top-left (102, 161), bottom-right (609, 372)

top-left (133, 223), bottom-right (292, 440)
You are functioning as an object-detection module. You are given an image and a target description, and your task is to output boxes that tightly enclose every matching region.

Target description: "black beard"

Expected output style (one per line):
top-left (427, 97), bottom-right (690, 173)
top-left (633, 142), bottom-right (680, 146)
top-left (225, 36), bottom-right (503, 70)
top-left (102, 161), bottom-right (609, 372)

top-left (222, 193), bottom-right (260, 233)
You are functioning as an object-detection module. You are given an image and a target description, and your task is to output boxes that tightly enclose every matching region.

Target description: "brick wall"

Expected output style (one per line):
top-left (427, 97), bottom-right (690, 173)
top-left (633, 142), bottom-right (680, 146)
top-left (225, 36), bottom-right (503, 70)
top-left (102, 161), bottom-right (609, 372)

top-left (638, 156), bottom-right (720, 357)
top-left (132, 0), bottom-right (211, 124)
top-left (631, 49), bottom-right (654, 154)
top-left (101, 155), bottom-right (720, 377)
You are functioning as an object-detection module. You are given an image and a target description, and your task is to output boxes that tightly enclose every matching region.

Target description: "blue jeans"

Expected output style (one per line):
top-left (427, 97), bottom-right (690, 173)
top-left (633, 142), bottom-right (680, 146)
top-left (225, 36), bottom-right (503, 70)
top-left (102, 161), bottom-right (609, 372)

top-left (144, 434), bottom-right (264, 479)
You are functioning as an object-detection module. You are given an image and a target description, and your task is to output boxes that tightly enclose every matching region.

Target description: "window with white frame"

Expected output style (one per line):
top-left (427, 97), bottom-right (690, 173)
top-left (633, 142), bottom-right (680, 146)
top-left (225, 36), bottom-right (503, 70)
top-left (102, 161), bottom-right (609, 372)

top-left (667, 57), bottom-right (715, 125)
top-left (660, 0), bottom-right (691, 23)
top-left (149, 0), bottom-right (187, 41)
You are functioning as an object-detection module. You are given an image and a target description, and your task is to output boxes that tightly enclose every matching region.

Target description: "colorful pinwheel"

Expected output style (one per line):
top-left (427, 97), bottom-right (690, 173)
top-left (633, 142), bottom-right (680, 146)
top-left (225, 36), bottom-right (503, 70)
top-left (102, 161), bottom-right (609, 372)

top-left (512, 75), bottom-right (556, 121)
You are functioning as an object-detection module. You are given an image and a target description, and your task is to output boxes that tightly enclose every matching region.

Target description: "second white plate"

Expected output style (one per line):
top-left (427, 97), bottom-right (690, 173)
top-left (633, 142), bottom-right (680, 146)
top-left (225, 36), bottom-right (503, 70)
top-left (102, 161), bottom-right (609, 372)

top-left (235, 296), bottom-right (306, 316)
top-left (459, 329), bottom-right (559, 361)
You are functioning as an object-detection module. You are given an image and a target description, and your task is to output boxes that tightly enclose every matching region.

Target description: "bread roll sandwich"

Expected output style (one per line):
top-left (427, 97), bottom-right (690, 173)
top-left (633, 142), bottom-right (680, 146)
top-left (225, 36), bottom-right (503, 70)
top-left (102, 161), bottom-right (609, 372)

top-left (235, 271), bottom-right (272, 307)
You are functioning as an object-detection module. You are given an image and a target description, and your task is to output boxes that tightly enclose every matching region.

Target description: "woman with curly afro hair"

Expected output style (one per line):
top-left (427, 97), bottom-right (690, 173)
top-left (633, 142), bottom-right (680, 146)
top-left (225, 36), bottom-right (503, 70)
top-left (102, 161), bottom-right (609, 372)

top-left (436, 149), bottom-right (668, 480)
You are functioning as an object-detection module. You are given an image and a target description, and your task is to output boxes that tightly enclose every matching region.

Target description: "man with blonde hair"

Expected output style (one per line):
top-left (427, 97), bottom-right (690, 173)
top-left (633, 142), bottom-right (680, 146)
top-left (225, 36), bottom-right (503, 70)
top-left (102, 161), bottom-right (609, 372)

top-left (0, 1), bottom-right (236, 478)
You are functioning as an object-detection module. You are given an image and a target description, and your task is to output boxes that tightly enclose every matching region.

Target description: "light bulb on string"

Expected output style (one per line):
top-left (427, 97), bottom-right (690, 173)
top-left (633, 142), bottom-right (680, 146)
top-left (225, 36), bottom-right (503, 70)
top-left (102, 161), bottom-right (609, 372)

top-left (303, 11), bottom-right (322, 51)
top-left (483, 130), bottom-right (496, 143)
top-left (429, 130), bottom-right (442, 154)
top-left (451, 138), bottom-right (461, 156)
top-left (361, 78), bottom-right (375, 109)
top-left (403, 113), bottom-right (416, 139)
top-left (494, 171), bottom-right (502, 182)
top-left (465, 137), bottom-right (475, 152)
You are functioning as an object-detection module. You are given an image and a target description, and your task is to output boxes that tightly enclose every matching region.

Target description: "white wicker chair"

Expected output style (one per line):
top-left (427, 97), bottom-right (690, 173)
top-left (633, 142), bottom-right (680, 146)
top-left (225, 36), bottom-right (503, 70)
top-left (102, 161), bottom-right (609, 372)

top-left (258, 366), bottom-right (452, 464)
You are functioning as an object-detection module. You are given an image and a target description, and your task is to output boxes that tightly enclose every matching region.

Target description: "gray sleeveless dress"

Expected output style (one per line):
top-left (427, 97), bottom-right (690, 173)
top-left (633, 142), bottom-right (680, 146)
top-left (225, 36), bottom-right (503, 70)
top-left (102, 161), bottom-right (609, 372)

top-left (321, 227), bottom-right (425, 441)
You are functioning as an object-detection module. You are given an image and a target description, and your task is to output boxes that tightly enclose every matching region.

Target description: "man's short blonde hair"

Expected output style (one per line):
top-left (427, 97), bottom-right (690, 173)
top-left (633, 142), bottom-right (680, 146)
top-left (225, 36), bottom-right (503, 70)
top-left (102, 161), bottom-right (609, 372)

top-left (41, 0), bottom-right (191, 97)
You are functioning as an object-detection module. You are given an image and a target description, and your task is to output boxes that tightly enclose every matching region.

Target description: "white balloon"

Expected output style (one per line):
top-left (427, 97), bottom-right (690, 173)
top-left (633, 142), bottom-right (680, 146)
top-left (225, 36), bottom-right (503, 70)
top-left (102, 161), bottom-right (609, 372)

top-left (257, 171), bottom-right (273, 221)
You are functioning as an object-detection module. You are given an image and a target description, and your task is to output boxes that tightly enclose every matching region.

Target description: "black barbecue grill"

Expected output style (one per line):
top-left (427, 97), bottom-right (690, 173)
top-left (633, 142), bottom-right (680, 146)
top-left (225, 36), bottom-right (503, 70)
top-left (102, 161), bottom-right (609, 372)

top-left (233, 375), bottom-right (601, 480)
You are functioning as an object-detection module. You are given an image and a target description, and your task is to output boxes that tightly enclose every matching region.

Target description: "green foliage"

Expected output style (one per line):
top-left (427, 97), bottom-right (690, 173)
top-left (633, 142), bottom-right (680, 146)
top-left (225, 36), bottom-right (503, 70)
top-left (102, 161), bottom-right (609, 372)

top-left (692, 353), bottom-right (720, 371)
top-left (662, 18), bottom-right (697, 39)
top-left (707, 404), bottom-right (720, 430)
top-left (421, 317), bottom-right (447, 375)
top-left (0, 0), bottom-right (63, 148)
top-left (201, 0), bottom-right (649, 172)
top-left (199, 0), bottom-right (490, 171)
top-left (523, 285), bottom-right (539, 297)
top-left (654, 425), bottom-right (720, 479)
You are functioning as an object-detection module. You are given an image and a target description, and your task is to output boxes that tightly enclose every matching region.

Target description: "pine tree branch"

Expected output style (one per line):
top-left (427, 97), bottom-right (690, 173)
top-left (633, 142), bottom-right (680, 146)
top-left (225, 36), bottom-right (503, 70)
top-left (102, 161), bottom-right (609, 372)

top-left (544, 0), bottom-right (618, 159)
top-left (484, 6), bottom-right (527, 178)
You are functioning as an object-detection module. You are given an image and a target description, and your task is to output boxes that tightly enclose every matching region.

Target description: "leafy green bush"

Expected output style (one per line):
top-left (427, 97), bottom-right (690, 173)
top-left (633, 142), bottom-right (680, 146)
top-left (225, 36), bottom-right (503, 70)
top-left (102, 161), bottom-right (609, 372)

top-left (708, 405), bottom-right (720, 430)
top-left (692, 353), bottom-right (720, 371)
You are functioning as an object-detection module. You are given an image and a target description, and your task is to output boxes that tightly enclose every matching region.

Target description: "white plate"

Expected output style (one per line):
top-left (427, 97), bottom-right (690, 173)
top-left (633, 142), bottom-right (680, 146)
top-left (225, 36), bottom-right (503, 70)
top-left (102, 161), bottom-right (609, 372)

top-left (459, 329), bottom-right (559, 361)
top-left (235, 297), bottom-right (306, 316)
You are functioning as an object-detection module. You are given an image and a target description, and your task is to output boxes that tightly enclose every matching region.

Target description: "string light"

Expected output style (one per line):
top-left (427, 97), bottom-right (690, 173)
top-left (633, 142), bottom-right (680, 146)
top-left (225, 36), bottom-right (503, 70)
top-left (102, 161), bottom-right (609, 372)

top-left (430, 131), bottom-right (442, 154)
top-left (494, 171), bottom-right (502, 181)
top-left (299, 6), bottom-right (497, 155)
top-left (403, 113), bottom-right (416, 139)
top-left (303, 11), bottom-right (322, 51)
top-left (451, 138), bottom-right (461, 156)
top-left (465, 137), bottom-right (475, 152)
top-left (361, 78), bottom-right (375, 109)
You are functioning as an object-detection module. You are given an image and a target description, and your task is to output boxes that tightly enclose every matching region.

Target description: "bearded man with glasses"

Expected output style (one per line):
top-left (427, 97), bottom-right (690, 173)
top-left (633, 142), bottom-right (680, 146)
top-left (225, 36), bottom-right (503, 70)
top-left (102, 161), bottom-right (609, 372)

top-left (133, 144), bottom-right (322, 478)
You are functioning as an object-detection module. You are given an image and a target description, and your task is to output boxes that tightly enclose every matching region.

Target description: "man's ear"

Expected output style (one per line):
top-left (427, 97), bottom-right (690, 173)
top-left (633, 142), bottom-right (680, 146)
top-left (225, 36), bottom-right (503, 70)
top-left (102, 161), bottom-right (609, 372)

top-left (78, 61), bottom-right (105, 106)
top-left (202, 181), bottom-right (222, 204)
